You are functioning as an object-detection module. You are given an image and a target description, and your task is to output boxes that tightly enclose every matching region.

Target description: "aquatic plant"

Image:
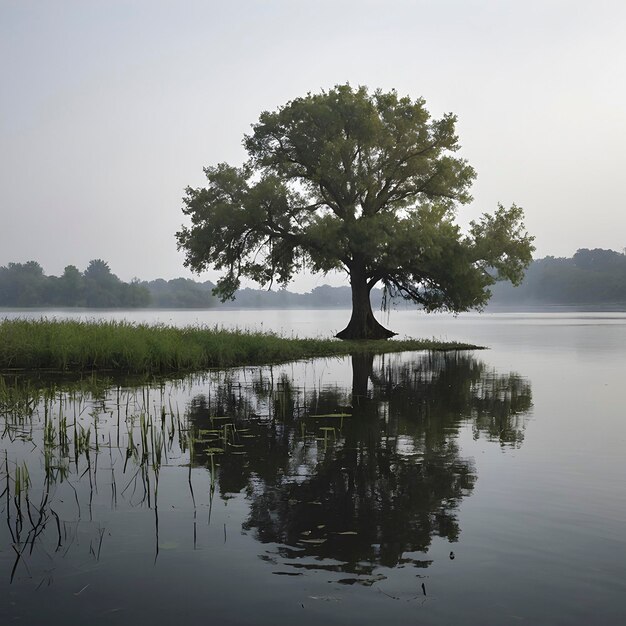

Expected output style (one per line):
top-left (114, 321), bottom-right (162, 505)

top-left (0, 319), bottom-right (479, 374)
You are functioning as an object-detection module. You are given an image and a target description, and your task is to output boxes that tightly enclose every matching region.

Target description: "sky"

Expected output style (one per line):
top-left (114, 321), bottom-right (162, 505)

top-left (1, 0), bottom-right (625, 291)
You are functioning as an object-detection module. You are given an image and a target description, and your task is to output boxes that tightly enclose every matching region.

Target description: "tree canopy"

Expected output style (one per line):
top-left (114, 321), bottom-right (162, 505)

top-left (489, 248), bottom-right (626, 306)
top-left (0, 260), bottom-right (150, 308)
top-left (177, 84), bottom-right (534, 339)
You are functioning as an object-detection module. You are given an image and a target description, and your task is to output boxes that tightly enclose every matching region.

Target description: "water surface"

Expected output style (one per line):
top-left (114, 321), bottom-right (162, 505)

top-left (1, 310), bottom-right (625, 624)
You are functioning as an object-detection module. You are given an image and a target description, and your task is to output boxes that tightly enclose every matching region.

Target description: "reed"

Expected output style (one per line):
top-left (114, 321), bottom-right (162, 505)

top-left (0, 319), bottom-right (479, 375)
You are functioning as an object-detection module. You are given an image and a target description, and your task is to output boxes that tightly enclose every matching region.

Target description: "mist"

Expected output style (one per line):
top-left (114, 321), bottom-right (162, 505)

top-left (2, 0), bottom-right (625, 291)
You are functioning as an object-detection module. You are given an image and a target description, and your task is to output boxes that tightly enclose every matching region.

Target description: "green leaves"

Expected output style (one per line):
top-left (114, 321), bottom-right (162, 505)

top-left (470, 204), bottom-right (535, 286)
top-left (177, 84), bottom-right (534, 323)
top-left (244, 85), bottom-right (475, 219)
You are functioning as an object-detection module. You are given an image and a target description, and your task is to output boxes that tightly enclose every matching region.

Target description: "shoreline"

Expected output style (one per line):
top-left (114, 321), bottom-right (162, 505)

top-left (0, 319), bottom-right (481, 375)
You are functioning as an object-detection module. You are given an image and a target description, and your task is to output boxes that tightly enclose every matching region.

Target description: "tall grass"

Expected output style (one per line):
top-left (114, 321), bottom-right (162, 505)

top-left (0, 319), bottom-right (479, 374)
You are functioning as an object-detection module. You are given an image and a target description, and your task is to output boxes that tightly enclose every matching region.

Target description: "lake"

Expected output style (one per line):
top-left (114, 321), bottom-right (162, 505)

top-left (1, 309), bottom-right (625, 624)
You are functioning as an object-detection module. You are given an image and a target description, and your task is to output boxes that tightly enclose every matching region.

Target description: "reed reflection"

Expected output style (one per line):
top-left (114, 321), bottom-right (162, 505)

top-left (1, 353), bottom-right (531, 587)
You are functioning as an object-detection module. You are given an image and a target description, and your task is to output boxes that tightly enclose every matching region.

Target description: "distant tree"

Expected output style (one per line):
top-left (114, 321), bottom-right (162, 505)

top-left (144, 277), bottom-right (214, 308)
top-left (0, 261), bottom-right (46, 306)
top-left (489, 248), bottom-right (626, 305)
top-left (177, 84), bottom-right (534, 339)
top-left (0, 260), bottom-right (150, 308)
top-left (122, 278), bottom-right (151, 307)
top-left (84, 259), bottom-right (113, 281)
top-left (573, 248), bottom-right (626, 273)
top-left (59, 265), bottom-right (83, 306)
top-left (308, 285), bottom-right (353, 308)
top-left (81, 259), bottom-right (152, 307)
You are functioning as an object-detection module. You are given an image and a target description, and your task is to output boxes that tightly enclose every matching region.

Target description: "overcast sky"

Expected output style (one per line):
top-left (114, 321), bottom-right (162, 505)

top-left (1, 0), bottom-right (625, 290)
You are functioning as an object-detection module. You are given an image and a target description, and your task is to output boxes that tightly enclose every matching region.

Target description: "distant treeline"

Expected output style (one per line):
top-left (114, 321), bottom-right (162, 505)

top-left (489, 248), bottom-right (626, 306)
top-left (2, 249), bottom-right (626, 309)
top-left (0, 259), bottom-right (382, 309)
top-left (0, 260), bottom-right (150, 308)
top-left (143, 278), bottom-right (380, 308)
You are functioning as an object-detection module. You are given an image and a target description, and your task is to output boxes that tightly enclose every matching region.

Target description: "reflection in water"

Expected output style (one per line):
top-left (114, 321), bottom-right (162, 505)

top-left (0, 375), bottom-right (193, 588)
top-left (0, 352), bottom-right (530, 598)
top-left (187, 353), bottom-right (532, 581)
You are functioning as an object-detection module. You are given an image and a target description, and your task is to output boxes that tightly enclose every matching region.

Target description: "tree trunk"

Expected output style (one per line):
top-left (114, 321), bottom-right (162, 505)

top-left (351, 352), bottom-right (375, 405)
top-left (336, 266), bottom-right (396, 340)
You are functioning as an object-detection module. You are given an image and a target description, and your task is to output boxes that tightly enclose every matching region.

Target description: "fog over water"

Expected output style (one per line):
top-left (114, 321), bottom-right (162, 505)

top-left (2, 1), bottom-right (626, 291)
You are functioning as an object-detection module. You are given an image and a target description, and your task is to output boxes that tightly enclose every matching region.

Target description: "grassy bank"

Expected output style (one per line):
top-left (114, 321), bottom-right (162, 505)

top-left (0, 319), bottom-right (480, 374)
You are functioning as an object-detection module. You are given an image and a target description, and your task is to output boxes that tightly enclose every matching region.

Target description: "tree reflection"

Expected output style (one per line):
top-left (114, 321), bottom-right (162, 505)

top-left (187, 352), bottom-right (532, 578)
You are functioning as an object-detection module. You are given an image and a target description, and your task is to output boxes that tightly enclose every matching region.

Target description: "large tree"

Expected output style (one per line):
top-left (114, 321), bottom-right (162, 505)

top-left (177, 85), bottom-right (534, 339)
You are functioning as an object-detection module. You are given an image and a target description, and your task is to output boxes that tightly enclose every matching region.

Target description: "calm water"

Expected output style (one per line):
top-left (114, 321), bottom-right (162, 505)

top-left (1, 310), bottom-right (625, 624)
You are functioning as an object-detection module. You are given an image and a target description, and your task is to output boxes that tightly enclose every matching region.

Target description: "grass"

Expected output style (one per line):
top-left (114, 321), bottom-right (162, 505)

top-left (0, 319), bottom-right (481, 374)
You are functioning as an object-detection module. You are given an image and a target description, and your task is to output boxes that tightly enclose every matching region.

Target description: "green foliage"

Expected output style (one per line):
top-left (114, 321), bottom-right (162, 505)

top-left (490, 248), bottom-right (626, 305)
top-left (0, 262), bottom-right (47, 306)
top-left (84, 258), bottom-right (113, 281)
top-left (60, 265), bottom-right (83, 305)
top-left (177, 84), bottom-right (534, 337)
top-left (0, 260), bottom-right (151, 308)
top-left (143, 277), bottom-right (216, 308)
top-left (0, 319), bottom-right (478, 374)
